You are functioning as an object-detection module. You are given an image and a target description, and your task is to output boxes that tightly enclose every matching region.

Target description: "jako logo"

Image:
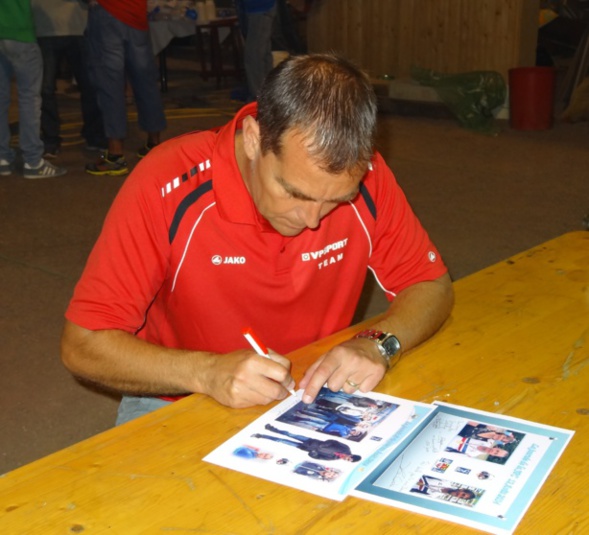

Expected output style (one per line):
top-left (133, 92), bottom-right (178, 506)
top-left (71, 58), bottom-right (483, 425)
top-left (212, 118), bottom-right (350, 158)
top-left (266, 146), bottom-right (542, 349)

top-left (211, 255), bottom-right (246, 265)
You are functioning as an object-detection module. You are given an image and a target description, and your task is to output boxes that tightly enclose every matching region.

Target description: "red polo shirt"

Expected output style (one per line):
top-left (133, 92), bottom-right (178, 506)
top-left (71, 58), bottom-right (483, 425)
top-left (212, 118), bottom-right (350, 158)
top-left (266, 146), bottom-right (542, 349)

top-left (66, 103), bottom-right (446, 372)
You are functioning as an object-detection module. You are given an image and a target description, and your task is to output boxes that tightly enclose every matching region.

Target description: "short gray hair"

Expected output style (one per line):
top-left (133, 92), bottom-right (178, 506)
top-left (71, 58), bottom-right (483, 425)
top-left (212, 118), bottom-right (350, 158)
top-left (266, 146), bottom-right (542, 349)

top-left (256, 54), bottom-right (377, 174)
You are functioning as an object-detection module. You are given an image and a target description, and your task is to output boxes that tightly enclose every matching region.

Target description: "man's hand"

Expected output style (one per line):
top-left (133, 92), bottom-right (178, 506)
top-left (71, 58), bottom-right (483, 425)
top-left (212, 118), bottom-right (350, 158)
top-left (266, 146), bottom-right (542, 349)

top-left (298, 338), bottom-right (387, 404)
top-left (199, 349), bottom-right (295, 408)
top-left (295, 273), bottom-right (454, 404)
top-left (61, 321), bottom-right (295, 409)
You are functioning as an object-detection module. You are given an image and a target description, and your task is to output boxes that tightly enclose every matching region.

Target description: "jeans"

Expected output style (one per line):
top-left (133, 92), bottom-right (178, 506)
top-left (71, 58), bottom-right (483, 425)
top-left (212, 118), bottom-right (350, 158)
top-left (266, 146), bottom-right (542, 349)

top-left (242, 5), bottom-right (276, 99)
top-left (0, 39), bottom-right (44, 166)
top-left (86, 4), bottom-right (166, 140)
top-left (115, 395), bottom-right (172, 426)
top-left (38, 35), bottom-right (106, 150)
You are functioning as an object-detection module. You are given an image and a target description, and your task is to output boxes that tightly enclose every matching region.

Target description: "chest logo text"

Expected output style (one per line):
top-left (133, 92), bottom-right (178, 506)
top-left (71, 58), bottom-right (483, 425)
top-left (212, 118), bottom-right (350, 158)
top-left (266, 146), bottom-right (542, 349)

top-left (212, 255), bottom-right (246, 265)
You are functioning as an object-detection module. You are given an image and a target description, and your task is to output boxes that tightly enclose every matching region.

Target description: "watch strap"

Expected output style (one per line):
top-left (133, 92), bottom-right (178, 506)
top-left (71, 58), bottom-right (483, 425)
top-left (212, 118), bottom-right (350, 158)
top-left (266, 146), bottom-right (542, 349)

top-left (354, 329), bottom-right (401, 370)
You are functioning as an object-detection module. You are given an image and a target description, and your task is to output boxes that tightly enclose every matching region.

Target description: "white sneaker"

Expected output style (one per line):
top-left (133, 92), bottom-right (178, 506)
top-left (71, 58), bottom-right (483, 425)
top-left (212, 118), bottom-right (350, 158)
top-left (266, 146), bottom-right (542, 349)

top-left (24, 159), bottom-right (67, 179)
top-left (0, 158), bottom-right (13, 176)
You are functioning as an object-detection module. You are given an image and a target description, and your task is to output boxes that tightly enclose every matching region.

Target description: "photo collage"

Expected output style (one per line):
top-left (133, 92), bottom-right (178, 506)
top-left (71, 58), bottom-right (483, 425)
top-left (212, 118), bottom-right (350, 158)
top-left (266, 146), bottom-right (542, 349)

top-left (204, 387), bottom-right (417, 500)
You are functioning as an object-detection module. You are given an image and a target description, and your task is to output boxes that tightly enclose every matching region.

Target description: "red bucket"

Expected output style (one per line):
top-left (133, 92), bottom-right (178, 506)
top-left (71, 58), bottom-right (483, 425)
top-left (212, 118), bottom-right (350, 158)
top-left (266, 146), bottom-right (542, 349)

top-left (508, 67), bottom-right (556, 130)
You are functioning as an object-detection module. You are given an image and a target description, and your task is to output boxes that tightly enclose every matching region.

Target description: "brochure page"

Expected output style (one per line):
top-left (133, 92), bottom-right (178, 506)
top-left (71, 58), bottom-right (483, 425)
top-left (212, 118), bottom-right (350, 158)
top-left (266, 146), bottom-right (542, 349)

top-left (353, 402), bottom-right (574, 534)
top-left (204, 387), bottom-right (423, 500)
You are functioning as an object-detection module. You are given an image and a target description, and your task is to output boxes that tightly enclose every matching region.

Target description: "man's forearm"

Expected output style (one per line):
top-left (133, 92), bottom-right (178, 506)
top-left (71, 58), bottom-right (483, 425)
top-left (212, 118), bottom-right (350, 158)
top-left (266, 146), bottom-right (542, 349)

top-left (369, 272), bottom-right (454, 356)
top-left (60, 320), bottom-right (295, 408)
top-left (60, 320), bottom-right (213, 396)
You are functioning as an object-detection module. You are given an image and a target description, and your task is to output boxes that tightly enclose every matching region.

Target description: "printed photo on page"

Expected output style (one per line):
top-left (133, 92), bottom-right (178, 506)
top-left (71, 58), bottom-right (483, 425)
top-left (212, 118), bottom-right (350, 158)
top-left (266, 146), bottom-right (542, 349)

top-left (204, 387), bottom-right (419, 500)
top-left (353, 402), bottom-right (573, 534)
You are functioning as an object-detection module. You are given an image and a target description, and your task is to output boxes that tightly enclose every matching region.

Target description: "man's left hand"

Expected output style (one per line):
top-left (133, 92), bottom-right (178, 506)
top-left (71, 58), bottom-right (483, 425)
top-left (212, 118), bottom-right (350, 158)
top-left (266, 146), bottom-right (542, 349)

top-left (298, 338), bottom-right (387, 403)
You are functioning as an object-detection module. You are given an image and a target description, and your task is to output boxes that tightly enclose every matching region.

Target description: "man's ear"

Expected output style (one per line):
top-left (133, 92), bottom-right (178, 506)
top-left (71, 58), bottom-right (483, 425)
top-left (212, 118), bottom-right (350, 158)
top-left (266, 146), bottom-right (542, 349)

top-left (242, 115), bottom-right (261, 160)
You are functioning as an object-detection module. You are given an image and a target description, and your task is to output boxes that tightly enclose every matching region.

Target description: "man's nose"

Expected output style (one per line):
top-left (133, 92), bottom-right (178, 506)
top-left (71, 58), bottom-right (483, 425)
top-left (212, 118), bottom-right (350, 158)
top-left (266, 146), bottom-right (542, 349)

top-left (301, 203), bottom-right (322, 229)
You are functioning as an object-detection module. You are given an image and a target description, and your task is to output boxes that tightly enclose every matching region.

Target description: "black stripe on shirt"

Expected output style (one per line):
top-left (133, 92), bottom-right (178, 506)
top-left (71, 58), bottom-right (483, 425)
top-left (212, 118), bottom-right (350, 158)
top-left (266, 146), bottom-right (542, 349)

top-left (359, 182), bottom-right (376, 220)
top-left (169, 179), bottom-right (213, 244)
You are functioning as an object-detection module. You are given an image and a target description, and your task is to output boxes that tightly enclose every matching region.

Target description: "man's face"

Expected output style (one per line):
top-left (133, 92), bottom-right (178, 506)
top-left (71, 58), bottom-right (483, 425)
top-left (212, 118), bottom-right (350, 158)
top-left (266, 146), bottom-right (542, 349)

top-left (241, 118), bottom-right (363, 237)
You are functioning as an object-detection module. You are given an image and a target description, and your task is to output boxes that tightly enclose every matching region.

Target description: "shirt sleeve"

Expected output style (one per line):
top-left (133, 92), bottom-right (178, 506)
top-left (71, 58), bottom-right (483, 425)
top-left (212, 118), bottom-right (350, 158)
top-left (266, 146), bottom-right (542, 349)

top-left (65, 160), bottom-right (171, 333)
top-left (366, 152), bottom-right (448, 297)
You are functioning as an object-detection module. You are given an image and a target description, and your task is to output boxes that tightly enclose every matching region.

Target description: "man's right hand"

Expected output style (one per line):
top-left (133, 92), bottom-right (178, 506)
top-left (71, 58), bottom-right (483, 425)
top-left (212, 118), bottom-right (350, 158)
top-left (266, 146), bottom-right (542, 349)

top-left (61, 320), bottom-right (294, 409)
top-left (197, 349), bottom-right (295, 408)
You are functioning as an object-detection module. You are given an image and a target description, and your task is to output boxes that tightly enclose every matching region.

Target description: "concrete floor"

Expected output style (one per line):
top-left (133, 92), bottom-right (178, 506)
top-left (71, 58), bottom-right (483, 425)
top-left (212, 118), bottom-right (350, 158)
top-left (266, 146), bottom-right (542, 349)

top-left (1, 49), bottom-right (588, 475)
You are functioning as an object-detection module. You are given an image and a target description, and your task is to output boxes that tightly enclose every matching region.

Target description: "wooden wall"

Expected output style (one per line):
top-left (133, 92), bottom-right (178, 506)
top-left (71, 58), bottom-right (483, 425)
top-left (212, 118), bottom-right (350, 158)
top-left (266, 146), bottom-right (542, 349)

top-left (305, 0), bottom-right (540, 81)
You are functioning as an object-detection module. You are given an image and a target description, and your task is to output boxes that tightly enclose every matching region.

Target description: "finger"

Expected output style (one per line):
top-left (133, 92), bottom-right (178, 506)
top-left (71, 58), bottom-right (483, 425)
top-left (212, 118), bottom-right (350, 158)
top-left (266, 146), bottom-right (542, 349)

top-left (299, 355), bottom-right (325, 389)
top-left (247, 376), bottom-right (290, 403)
top-left (301, 359), bottom-right (341, 404)
top-left (225, 354), bottom-right (288, 404)
top-left (248, 350), bottom-right (295, 398)
top-left (267, 349), bottom-right (292, 371)
top-left (219, 375), bottom-right (283, 408)
top-left (343, 378), bottom-right (361, 394)
top-left (263, 354), bottom-right (295, 393)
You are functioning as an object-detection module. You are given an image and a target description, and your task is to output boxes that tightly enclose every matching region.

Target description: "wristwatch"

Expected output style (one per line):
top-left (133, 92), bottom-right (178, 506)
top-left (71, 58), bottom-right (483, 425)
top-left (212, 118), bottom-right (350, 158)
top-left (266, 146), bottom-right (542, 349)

top-left (355, 329), bottom-right (402, 370)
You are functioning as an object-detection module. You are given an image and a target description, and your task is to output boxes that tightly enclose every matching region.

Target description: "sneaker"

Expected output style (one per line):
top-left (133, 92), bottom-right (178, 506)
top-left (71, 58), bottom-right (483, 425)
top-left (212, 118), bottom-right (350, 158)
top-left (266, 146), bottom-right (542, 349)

top-left (24, 159), bottom-right (67, 179)
top-left (136, 143), bottom-right (157, 159)
top-left (0, 159), bottom-right (13, 176)
top-left (85, 152), bottom-right (129, 176)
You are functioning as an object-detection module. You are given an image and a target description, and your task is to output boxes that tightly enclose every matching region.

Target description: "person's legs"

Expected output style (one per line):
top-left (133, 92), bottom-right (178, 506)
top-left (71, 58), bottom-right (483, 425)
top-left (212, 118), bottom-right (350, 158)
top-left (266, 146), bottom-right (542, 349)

top-left (116, 395), bottom-right (172, 426)
top-left (124, 26), bottom-right (166, 151)
top-left (7, 40), bottom-right (44, 166)
top-left (0, 41), bottom-right (16, 167)
top-left (65, 35), bottom-right (106, 149)
top-left (243, 5), bottom-right (276, 99)
top-left (272, 0), bottom-right (305, 54)
top-left (86, 4), bottom-right (128, 142)
top-left (85, 4), bottom-right (129, 174)
top-left (38, 36), bottom-right (63, 154)
top-left (1, 40), bottom-right (66, 178)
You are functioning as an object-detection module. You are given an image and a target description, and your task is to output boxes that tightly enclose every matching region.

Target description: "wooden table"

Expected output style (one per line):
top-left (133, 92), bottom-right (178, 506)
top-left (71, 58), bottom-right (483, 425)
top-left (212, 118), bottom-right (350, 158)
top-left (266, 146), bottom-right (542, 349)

top-left (1, 231), bottom-right (588, 534)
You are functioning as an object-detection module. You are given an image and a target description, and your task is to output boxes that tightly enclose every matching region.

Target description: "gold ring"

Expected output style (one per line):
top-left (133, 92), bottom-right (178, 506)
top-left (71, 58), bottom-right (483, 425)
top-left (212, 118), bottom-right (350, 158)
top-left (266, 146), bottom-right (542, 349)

top-left (346, 379), bottom-right (359, 388)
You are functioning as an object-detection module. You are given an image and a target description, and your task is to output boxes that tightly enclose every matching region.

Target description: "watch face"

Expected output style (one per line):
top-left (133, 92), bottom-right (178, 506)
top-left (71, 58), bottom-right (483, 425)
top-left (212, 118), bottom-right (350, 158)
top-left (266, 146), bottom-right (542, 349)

top-left (382, 335), bottom-right (401, 357)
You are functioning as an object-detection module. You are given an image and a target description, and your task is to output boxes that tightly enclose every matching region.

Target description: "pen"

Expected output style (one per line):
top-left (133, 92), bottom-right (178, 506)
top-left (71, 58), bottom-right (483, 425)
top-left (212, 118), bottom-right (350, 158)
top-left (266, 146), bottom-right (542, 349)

top-left (242, 327), bottom-right (297, 397)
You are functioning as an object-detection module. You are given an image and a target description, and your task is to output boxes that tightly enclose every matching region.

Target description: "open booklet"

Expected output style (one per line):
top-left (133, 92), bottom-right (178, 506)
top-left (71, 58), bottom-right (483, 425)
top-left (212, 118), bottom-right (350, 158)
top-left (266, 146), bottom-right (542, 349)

top-left (204, 387), bottom-right (573, 534)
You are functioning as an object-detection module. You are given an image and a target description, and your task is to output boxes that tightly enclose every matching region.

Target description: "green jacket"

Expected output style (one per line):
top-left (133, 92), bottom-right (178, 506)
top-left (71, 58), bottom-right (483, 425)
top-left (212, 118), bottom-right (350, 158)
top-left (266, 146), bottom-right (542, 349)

top-left (0, 0), bottom-right (37, 42)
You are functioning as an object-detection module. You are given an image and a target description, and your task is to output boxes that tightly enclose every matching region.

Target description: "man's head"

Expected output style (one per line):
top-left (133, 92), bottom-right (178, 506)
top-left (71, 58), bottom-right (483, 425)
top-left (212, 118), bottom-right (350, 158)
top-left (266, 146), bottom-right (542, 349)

top-left (240, 54), bottom-right (377, 236)
top-left (257, 53), bottom-right (377, 174)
